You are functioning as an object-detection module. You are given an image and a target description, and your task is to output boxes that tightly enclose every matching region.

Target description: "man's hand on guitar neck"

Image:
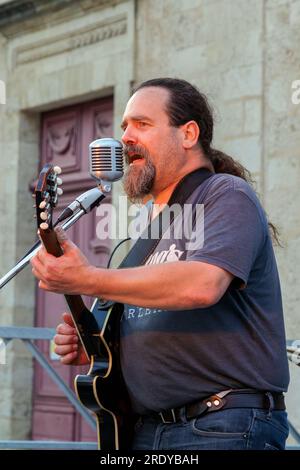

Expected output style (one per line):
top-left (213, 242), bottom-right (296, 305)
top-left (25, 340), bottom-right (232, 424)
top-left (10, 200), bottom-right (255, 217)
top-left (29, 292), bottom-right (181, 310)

top-left (31, 226), bottom-right (96, 295)
top-left (54, 312), bottom-right (89, 365)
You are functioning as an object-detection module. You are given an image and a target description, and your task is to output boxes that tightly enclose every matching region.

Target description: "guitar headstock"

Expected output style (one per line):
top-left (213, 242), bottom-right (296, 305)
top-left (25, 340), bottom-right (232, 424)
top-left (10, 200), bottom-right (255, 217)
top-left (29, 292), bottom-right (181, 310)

top-left (34, 164), bottom-right (63, 232)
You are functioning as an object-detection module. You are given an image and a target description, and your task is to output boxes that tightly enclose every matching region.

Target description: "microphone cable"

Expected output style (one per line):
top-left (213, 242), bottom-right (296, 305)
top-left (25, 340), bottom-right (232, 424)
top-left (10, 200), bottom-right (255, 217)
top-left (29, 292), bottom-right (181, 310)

top-left (106, 237), bottom-right (131, 269)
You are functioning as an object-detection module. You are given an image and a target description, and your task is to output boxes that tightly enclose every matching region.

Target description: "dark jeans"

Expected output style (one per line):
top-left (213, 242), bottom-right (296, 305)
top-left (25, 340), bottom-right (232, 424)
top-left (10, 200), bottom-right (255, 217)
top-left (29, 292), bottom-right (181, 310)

top-left (132, 408), bottom-right (289, 450)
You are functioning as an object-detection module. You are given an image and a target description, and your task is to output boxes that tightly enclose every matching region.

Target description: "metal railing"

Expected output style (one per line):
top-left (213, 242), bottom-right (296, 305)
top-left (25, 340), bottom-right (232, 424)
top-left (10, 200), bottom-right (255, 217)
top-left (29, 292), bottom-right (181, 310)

top-left (0, 440), bottom-right (97, 449)
top-left (0, 326), bottom-right (97, 450)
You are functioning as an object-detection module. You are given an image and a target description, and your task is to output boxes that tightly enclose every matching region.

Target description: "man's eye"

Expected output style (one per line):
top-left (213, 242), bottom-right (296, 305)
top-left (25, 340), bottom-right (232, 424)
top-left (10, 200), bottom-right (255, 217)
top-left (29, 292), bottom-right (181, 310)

top-left (137, 122), bottom-right (148, 127)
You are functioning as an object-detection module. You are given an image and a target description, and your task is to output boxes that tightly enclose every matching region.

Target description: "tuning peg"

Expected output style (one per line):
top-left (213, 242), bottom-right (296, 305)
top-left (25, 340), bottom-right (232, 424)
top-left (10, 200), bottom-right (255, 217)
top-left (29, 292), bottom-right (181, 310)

top-left (56, 177), bottom-right (62, 185)
top-left (40, 212), bottom-right (48, 221)
top-left (53, 166), bottom-right (62, 175)
top-left (32, 193), bottom-right (36, 198)
top-left (57, 187), bottom-right (63, 196)
top-left (40, 222), bottom-right (49, 230)
top-left (39, 201), bottom-right (47, 209)
top-left (33, 204), bottom-right (36, 208)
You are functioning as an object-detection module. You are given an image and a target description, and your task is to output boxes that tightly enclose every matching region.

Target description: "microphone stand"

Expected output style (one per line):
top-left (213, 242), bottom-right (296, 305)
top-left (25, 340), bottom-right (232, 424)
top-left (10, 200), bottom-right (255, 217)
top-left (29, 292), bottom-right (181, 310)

top-left (0, 191), bottom-right (106, 291)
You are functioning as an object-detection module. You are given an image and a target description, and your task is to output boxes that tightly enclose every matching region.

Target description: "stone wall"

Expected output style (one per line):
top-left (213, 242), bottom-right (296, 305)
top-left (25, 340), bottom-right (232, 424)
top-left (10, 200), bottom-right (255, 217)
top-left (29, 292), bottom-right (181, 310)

top-left (264, 0), bottom-right (300, 442)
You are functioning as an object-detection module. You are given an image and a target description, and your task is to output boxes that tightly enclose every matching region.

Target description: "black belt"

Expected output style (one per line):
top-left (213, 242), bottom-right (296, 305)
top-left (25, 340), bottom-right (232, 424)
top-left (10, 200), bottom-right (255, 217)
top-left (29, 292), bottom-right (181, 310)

top-left (146, 390), bottom-right (286, 424)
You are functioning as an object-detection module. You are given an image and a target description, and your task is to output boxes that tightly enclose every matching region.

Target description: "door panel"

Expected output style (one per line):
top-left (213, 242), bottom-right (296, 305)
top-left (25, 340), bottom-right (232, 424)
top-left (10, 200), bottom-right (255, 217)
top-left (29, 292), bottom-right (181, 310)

top-left (32, 96), bottom-right (113, 442)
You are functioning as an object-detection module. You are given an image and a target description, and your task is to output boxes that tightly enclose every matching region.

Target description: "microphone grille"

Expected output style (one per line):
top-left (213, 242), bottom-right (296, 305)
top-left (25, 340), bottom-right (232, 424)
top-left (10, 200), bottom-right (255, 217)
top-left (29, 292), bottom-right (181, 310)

top-left (89, 138), bottom-right (124, 183)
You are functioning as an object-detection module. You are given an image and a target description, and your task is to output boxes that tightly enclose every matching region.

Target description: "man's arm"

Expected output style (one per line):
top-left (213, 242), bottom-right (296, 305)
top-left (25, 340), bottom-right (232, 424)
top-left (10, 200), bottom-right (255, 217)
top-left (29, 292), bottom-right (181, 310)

top-left (90, 260), bottom-right (233, 310)
top-left (31, 229), bottom-right (233, 310)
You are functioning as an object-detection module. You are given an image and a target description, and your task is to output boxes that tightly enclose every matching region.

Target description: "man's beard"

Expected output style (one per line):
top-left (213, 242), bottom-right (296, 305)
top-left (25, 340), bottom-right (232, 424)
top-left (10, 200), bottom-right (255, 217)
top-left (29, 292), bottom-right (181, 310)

top-left (123, 145), bottom-right (156, 202)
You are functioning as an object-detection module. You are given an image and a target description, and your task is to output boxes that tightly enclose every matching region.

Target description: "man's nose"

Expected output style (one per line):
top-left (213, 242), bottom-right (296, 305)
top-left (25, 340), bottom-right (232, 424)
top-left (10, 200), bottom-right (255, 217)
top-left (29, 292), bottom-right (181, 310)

top-left (121, 126), bottom-right (137, 146)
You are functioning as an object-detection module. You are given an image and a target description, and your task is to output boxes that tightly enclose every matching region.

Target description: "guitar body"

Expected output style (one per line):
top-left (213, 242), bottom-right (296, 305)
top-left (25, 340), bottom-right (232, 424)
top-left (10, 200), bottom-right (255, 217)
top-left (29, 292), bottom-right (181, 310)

top-left (34, 165), bottom-right (135, 450)
top-left (74, 301), bottom-right (136, 450)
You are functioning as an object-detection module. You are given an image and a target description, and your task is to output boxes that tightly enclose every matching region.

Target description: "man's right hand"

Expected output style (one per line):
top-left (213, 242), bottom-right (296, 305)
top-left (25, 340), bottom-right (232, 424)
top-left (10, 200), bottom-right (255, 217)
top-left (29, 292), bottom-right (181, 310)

top-left (54, 312), bottom-right (90, 365)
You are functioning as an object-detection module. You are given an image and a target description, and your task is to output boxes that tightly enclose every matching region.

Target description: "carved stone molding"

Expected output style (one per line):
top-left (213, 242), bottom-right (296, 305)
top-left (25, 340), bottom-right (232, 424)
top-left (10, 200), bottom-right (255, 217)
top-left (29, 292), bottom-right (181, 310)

top-left (0, 0), bottom-right (74, 28)
top-left (0, 0), bottom-right (123, 29)
top-left (93, 111), bottom-right (113, 140)
top-left (14, 14), bottom-right (127, 66)
top-left (47, 123), bottom-right (76, 156)
top-left (42, 108), bottom-right (81, 174)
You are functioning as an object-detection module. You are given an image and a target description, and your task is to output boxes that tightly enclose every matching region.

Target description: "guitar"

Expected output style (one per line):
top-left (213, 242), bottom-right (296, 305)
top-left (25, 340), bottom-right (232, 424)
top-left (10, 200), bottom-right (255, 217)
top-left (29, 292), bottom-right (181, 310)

top-left (34, 164), bottom-right (136, 450)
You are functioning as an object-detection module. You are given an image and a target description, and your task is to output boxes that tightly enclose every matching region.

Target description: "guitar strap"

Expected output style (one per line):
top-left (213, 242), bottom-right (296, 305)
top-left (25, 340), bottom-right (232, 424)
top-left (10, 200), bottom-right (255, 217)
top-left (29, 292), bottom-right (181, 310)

top-left (118, 167), bottom-right (213, 269)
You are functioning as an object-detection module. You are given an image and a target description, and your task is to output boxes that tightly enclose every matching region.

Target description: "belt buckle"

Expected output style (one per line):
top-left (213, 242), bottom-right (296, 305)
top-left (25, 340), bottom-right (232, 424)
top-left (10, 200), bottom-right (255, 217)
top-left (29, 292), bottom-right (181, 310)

top-left (159, 409), bottom-right (176, 424)
top-left (205, 395), bottom-right (225, 412)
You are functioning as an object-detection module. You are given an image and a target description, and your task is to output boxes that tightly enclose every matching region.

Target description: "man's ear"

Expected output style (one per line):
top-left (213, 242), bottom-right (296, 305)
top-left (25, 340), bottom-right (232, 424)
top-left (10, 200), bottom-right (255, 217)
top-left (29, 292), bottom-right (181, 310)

top-left (181, 120), bottom-right (200, 149)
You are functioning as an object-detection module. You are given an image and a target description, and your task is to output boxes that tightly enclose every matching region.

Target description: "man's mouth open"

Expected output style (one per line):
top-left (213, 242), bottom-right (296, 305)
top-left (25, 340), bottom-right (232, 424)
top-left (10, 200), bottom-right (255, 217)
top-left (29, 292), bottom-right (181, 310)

top-left (128, 154), bottom-right (145, 166)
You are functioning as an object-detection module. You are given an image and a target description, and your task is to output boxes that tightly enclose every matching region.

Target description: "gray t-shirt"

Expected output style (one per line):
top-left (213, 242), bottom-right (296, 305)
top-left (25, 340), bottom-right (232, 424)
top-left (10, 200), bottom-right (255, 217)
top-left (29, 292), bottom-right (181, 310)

top-left (120, 173), bottom-right (290, 415)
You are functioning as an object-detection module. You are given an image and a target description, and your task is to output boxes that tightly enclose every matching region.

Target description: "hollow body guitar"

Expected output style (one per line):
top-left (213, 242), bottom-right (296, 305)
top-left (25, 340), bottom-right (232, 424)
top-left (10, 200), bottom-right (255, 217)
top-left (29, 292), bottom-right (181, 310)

top-left (34, 164), bottom-right (135, 450)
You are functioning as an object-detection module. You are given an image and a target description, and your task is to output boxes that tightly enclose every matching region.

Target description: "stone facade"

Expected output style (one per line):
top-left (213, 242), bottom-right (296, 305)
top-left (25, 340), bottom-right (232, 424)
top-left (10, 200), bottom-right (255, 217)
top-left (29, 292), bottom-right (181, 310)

top-left (0, 0), bottom-right (299, 444)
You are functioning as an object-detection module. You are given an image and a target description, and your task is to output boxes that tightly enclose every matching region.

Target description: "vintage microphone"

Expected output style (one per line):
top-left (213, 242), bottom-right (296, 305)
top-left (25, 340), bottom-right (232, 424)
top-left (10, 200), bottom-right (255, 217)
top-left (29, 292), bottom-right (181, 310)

top-left (57, 137), bottom-right (124, 222)
top-left (89, 137), bottom-right (124, 190)
top-left (0, 138), bottom-right (124, 290)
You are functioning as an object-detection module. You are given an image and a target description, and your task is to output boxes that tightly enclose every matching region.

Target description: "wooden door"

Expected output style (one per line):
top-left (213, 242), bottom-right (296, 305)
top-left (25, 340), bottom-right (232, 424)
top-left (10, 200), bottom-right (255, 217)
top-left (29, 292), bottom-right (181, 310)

top-left (32, 97), bottom-right (113, 442)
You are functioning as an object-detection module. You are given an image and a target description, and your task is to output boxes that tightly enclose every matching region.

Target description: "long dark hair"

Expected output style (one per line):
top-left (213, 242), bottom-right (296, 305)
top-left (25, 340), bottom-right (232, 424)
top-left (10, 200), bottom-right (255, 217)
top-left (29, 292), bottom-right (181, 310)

top-left (133, 78), bottom-right (280, 245)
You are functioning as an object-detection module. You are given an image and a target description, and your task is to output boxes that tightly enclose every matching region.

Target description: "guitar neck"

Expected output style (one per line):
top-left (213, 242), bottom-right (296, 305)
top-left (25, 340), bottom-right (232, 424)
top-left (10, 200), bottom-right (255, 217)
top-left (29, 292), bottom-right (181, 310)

top-left (38, 228), bottom-right (101, 360)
